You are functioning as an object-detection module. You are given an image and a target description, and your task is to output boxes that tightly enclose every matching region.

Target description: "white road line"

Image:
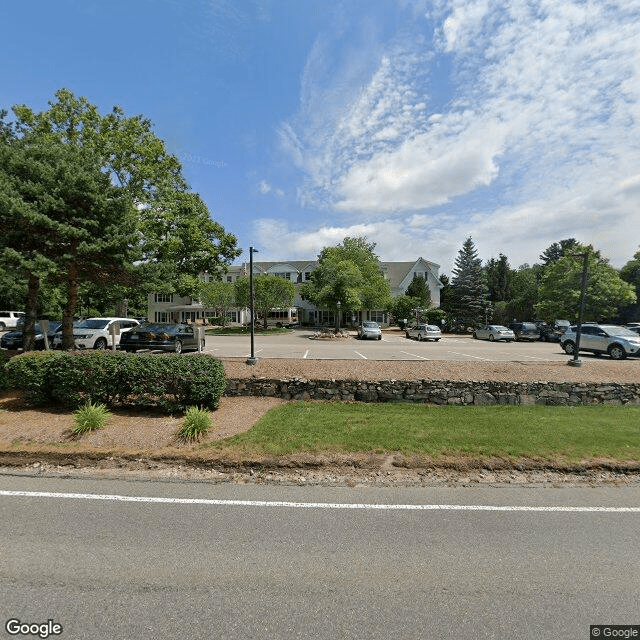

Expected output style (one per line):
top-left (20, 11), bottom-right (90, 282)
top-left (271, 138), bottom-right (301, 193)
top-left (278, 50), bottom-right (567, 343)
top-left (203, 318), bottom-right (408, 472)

top-left (244, 349), bottom-right (263, 357)
top-left (399, 351), bottom-right (430, 360)
top-left (353, 351), bottom-right (368, 360)
top-left (447, 351), bottom-right (494, 361)
top-left (1, 491), bottom-right (639, 513)
top-left (303, 350), bottom-right (309, 359)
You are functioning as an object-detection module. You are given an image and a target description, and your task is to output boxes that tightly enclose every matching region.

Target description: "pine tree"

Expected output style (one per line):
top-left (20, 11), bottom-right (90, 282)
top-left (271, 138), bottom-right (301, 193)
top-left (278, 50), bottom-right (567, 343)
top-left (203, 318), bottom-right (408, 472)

top-left (450, 237), bottom-right (488, 328)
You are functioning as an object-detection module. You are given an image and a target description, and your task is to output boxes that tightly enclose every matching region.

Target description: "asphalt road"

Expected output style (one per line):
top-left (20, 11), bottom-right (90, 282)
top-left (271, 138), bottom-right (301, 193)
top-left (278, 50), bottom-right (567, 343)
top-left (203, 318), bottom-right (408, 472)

top-left (1, 474), bottom-right (639, 639)
top-left (204, 330), bottom-right (572, 361)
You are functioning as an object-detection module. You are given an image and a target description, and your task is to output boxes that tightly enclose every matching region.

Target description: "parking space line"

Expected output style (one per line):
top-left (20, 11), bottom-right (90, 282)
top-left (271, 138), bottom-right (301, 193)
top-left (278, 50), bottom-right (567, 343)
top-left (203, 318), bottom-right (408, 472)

top-left (353, 351), bottom-right (368, 360)
top-left (399, 351), bottom-right (430, 360)
top-left (447, 351), bottom-right (494, 361)
top-left (243, 349), bottom-right (263, 357)
top-left (303, 350), bottom-right (309, 359)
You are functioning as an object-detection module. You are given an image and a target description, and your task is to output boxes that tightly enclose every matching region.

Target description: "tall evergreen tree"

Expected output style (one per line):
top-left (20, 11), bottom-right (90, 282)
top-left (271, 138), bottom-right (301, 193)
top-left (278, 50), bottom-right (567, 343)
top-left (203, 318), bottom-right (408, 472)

top-left (450, 237), bottom-right (488, 328)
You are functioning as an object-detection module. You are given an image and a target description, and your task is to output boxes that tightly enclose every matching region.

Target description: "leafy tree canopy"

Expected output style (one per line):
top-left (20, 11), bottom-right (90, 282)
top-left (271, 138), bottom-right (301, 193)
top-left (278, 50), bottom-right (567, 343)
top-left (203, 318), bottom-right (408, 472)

top-left (534, 244), bottom-right (636, 322)
top-left (300, 237), bottom-right (392, 311)
top-left (235, 275), bottom-right (296, 328)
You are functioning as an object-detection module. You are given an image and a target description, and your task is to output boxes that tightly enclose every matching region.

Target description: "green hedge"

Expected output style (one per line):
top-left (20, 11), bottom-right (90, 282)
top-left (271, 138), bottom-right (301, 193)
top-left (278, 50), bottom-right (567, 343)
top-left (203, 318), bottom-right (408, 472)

top-left (5, 351), bottom-right (227, 411)
top-left (0, 349), bottom-right (9, 391)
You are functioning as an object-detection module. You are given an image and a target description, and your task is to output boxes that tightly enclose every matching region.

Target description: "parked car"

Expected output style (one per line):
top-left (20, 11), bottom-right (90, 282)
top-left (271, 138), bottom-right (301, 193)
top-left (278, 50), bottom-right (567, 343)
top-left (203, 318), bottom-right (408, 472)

top-left (0, 321), bottom-right (62, 350)
top-left (627, 325), bottom-right (640, 336)
top-left (509, 321), bottom-right (540, 341)
top-left (405, 323), bottom-right (442, 341)
top-left (539, 319), bottom-right (571, 342)
top-left (52, 317), bottom-right (139, 350)
top-left (472, 325), bottom-right (515, 342)
top-left (119, 322), bottom-right (204, 353)
top-left (561, 324), bottom-right (640, 360)
top-left (357, 321), bottom-right (382, 340)
top-left (0, 311), bottom-right (26, 331)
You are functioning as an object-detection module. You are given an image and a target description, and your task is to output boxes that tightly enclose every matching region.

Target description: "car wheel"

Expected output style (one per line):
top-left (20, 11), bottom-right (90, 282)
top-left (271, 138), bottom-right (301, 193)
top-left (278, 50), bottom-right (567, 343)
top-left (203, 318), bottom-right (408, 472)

top-left (405, 331), bottom-right (410, 338)
top-left (472, 333), bottom-right (477, 339)
top-left (377, 335), bottom-right (382, 340)
top-left (174, 340), bottom-right (183, 354)
top-left (489, 334), bottom-right (495, 342)
top-left (563, 341), bottom-right (576, 355)
top-left (94, 337), bottom-right (108, 350)
top-left (417, 334), bottom-right (423, 341)
top-left (608, 344), bottom-right (627, 360)
top-left (435, 338), bottom-right (440, 342)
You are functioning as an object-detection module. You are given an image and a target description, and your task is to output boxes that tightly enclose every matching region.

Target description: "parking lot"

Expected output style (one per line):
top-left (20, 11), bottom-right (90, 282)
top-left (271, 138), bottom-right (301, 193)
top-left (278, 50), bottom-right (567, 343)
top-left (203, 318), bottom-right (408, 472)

top-left (203, 330), bottom-right (573, 362)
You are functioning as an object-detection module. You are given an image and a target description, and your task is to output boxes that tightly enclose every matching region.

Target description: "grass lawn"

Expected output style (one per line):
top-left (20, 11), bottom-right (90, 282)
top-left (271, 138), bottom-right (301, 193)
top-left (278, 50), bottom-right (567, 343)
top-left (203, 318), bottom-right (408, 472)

top-left (206, 402), bottom-right (640, 463)
top-left (205, 326), bottom-right (291, 335)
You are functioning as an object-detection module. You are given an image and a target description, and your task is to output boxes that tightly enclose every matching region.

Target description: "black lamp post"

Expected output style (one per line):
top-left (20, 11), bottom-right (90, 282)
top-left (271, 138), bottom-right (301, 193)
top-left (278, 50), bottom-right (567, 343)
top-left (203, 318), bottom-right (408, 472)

top-left (568, 252), bottom-right (589, 368)
top-left (335, 301), bottom-right (341, 332)
top-left (246, 246), bottom-right (259, 365)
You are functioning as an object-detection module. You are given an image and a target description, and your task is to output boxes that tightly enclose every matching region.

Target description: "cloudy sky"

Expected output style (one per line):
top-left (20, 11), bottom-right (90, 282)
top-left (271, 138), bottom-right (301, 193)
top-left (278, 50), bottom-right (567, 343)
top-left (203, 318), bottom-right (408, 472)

top-left (2, 0), bottom-right (639, 273)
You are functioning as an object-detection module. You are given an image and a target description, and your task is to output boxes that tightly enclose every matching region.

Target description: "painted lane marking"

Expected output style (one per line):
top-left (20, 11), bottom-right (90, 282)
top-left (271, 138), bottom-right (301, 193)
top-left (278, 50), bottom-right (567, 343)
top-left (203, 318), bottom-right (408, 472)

top-left (1, 491), bottom-right (639, 513)
top-left (243, 349), bottom-right (263, 357)
top-left (399, 351), bottom-right (430, 360)
top-left (353, 351), bottom-right (368, 360)
top-left (303, 350), bottom-right (309, 359)
top-left (447, 351), bottom-right (494, 361)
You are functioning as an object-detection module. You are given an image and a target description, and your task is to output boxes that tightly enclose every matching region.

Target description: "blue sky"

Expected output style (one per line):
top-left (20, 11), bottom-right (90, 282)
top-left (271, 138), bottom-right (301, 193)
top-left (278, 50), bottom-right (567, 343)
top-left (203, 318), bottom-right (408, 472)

top-left (2, 0), bottom-right (640, 274)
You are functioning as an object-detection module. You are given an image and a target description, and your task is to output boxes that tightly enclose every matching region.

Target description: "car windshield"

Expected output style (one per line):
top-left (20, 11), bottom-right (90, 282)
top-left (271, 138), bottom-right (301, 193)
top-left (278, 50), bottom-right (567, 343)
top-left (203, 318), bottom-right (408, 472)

top-left (493, 326), bottom-right (509, 331)
top-left (77, 319), bottom-right (110, 330)
top-left (362, 322), bottom-right (379, 328)
top-left (426, 325), bottom-right (440, 331)
top-left (602, 325), bottom-right (639, 337)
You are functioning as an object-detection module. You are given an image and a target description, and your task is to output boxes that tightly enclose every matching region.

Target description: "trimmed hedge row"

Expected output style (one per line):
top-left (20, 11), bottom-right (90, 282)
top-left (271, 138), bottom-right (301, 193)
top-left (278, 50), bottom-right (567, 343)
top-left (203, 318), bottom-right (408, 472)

top-left (5, 351), bottom-right (227, 411)
top-left (0, 350), bottom-right (8, 391)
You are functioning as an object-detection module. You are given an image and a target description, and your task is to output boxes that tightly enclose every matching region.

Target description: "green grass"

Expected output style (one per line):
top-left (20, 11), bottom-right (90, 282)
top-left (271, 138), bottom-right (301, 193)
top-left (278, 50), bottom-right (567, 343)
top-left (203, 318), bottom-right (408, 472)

top-left (206, 402), bottom-right (640, 462)
top-left (205, 326), bottom-right (292, 335)
top-left (176, 406), bottom-right (213, 441)
top-left (72, 402), bottom-right (111, 435)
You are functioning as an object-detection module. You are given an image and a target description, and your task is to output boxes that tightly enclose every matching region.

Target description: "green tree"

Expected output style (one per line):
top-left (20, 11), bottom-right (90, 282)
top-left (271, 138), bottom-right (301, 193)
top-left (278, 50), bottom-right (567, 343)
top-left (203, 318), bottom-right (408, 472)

top-left (449, 237), bottom-right (488, 329)
top-left (300, 237), bottom-right (392, 322)
top-left (5, 88), bottom-right (240, 342)
top-left (505, 265), bottom-right (541, 321)
top-left (235, 275), bottom-right (296, 328)
top-left (620, 247), bottom-right (640, 322)
top-left (0, 137), bottom-right (138, 349)
top-left (485, 254), bottom-right (513, 302)
top-left (405, 275), bottom-right (431, 308)
top-left (538, 238), bottom-right (579, 266)
top-left (200, 280), bottom-right (236, 326)
top-left (389, 294), bottom-right (421, 327)
top-left (535, 245), bottom-right (636, 321)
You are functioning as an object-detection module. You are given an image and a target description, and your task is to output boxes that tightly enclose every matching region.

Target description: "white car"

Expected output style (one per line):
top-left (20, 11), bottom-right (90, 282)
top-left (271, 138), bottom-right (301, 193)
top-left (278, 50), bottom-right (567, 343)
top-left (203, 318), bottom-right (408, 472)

top-left (405, 323), bottom-right (442, 341)
top-left (53, 317), bottom-right (139, 349)
top-left (0, 311), bottom-right (26, 331)
top-left (357, 322), bottom-right (382, 340)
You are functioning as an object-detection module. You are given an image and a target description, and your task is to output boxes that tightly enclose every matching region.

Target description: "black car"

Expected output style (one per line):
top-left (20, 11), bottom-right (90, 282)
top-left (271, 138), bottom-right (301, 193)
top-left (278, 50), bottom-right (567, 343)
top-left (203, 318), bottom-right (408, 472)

top-left (0, 321), bottom-right (62, 350)
top-left (119, 322), bottom-right (204, 354)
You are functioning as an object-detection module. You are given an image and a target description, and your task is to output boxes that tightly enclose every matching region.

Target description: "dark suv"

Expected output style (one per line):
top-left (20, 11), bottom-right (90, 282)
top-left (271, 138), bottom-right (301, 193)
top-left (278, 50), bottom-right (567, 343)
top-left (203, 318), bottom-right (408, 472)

top-left (509, 322), bottom-right (540, 341)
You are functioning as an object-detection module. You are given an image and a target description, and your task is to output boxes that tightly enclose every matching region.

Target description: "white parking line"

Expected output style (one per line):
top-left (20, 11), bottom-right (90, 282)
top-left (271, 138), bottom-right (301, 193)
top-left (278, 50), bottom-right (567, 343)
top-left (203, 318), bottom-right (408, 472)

top-left (399, 351), bottom-right (430, 360)
top-left (1, 491), bottom-right (639, 513)
top-left (447, 351), bottom-right (494, 361)
top-left (303, 350), bottom-right (309, 359)
top-left (353, 351), bottom-right (368, 360)
top-left (244, 349), bottom-right (263, 357)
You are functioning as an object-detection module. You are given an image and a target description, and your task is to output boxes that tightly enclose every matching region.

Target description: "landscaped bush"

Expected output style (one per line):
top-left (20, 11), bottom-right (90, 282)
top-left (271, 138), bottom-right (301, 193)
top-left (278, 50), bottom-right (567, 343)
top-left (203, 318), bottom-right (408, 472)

top-left (176, 406), bottom-right (213, 441)
top-left (73, 401), bottom-right (111, 434)
top-left (5, 351), bottom-right (227, 411)
top-left (0, 349), bottom-right (9, 390)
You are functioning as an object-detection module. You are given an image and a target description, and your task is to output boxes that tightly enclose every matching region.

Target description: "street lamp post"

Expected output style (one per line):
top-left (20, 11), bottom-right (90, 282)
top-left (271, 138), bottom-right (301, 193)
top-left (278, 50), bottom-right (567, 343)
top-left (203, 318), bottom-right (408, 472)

top-left (246, 246), bottom-right (259, 365)
top-left (335, 301), bottom-right (341, 332)
top-left (568, 252), bottom-right (589, 368)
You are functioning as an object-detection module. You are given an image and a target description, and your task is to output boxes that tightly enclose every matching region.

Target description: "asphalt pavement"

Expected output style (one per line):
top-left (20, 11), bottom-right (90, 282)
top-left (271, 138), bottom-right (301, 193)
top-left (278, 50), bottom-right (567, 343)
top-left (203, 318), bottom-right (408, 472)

top-left (1, 473), bottom-right (639, 640)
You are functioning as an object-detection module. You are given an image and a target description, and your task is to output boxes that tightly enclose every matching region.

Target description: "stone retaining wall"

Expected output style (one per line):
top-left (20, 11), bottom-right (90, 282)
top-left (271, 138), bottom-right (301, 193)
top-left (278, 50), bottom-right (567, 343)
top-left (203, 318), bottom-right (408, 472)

top-left (225, 378), bottom-right (640, 406)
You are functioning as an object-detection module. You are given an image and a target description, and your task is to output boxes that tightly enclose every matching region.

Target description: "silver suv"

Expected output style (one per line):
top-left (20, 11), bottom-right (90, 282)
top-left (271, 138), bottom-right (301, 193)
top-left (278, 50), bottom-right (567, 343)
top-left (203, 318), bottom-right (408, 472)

top-left (52, 317), bottom-right (139, 350)
top-left (561, 324), bottom-right (640, 360)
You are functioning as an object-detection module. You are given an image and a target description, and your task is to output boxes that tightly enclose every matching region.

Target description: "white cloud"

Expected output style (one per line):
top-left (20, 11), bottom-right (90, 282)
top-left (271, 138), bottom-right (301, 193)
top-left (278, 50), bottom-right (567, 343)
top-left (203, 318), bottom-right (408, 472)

top-left (277, 0), bottom-right (640, 268)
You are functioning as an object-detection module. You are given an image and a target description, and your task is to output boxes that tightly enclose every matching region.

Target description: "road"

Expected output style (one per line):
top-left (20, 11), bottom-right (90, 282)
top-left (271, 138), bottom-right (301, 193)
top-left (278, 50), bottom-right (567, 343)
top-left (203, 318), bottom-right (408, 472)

top-left (1, 474), bottom-right (639, 639)
top-left (203, 330), bottom-right (572, 361)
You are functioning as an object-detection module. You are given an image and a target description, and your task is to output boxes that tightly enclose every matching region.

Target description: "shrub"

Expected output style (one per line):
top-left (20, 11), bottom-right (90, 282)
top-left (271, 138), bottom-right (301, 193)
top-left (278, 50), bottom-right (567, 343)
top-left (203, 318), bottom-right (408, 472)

top-left (73, 402), bottom-right (111, 435)
top-left (176, 406), bottom-right (213, 441)
top-left (6, 351), bottom-right (227, 411)
top-left (0, 350), bottom-right (9, 391)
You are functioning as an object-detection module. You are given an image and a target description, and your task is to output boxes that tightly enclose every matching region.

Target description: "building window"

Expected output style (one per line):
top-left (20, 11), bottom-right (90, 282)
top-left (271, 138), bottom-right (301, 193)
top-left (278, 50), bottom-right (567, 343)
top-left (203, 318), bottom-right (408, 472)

top-left (369, 310), bottom-right (386, 324)
top-left (274, 272), bottom-right (292, 280)
top-left (155, 293), bottom-right (173, 303)
top-left (154, 312), bottom-right (169, 322)
top-left (227, 275), bottom-right (233, 282)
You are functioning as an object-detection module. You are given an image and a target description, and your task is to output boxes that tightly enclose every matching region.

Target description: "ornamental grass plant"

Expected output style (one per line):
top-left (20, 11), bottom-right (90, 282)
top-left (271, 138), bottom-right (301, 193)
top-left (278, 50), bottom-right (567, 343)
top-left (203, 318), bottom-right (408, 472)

top-left (176, 406), bottom-right (213, 441)
top-left (73, 401), bottom-right (111, 435)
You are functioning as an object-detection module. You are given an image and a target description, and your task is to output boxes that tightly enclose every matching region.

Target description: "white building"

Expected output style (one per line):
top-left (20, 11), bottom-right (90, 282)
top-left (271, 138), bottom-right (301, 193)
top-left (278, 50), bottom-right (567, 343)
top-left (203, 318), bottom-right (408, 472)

top-left (148, 257), bottom-right (443, 327)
